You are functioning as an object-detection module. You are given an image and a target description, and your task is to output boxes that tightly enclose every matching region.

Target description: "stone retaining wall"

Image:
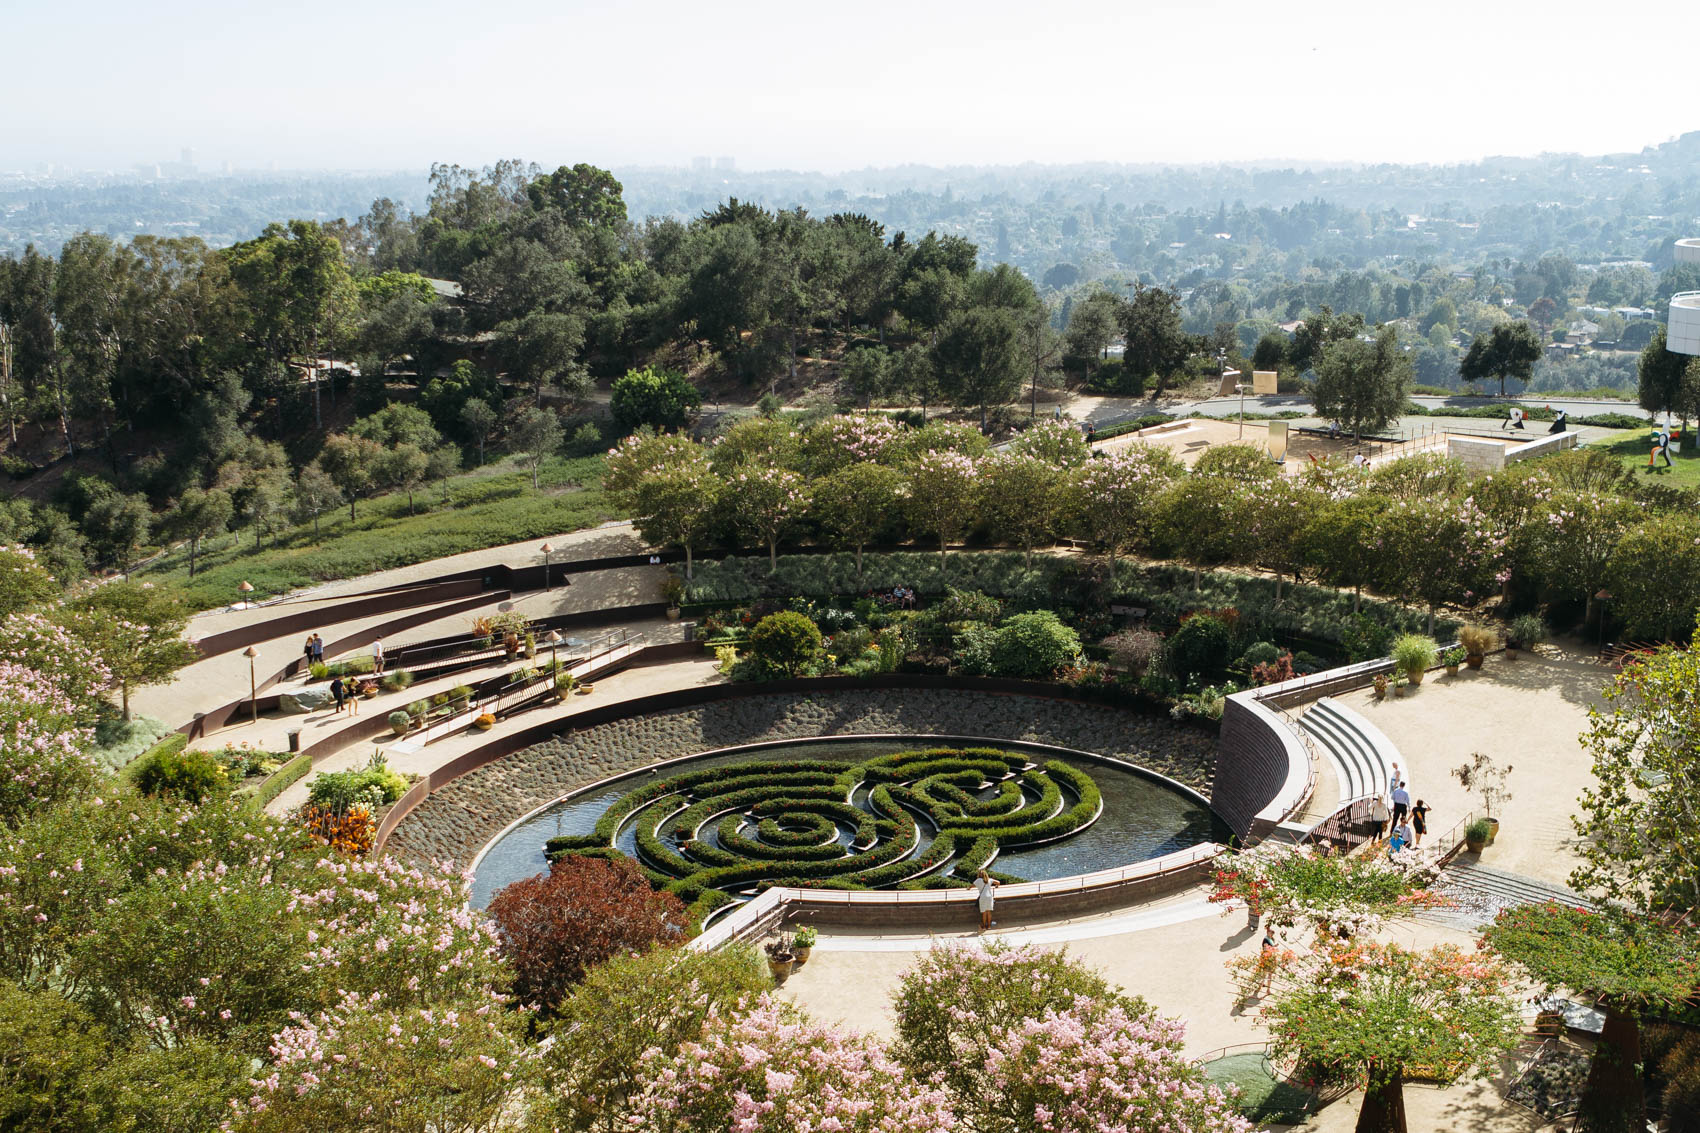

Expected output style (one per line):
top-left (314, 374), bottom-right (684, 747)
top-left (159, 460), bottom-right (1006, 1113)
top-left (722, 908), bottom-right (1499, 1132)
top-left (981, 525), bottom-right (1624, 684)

top-left (383, 688), bottom-right (1217, 868)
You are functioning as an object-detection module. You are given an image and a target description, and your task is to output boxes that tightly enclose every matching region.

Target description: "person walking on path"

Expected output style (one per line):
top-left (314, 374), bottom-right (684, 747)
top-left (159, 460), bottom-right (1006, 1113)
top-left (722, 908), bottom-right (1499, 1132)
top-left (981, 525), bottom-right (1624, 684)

top-left (1391, 781), bottom-right (1411, 824)
top-left (1387, 762), bottom-right (1402, 798)
top-left (1370, 795), bottom-right (1390, 841)
top-left (372, 638), bottom-right (385, 675)
top-left (973, 869), bottom-right (999, 932)
top-left (303, 636), bottom-right (316, 667)
top-left (311, 634), bottom-right (325, 664)
top-left (1411, 799), bottom-right (1430, 847)
top-left (330, 676), bottom-right (346, 714)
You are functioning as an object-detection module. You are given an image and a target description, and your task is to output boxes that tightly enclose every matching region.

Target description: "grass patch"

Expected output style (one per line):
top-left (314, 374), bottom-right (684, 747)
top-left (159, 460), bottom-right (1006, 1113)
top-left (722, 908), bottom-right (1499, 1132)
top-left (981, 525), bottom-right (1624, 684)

top-left (1598, 430), bottom-right (1700, 487)
top-left (235, 753), bottom-right (312, 811)
top-left (138, 455), bottom-right (614, 610)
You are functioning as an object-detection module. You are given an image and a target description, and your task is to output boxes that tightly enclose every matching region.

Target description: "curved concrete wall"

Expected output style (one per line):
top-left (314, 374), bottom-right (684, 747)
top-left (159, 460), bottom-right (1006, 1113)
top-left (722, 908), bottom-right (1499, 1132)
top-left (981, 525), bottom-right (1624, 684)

top-left (1212, 691), bottom-right (1310, 841)
top-left (1676, 238), bottom-right (1700, 266)
top-left (1669, 292), bottom-right (1700, 357)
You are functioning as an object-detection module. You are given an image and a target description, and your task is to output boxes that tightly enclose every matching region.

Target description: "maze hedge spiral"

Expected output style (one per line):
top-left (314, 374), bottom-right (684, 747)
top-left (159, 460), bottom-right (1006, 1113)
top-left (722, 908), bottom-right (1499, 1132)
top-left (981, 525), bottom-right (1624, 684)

top-left (544, 747), bottom-right (1103, 922)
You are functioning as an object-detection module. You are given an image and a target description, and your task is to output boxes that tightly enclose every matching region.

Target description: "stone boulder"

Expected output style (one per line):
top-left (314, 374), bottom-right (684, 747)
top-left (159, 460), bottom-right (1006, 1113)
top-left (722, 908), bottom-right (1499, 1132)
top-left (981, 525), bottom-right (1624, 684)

top-left (280, 688), bottom-right (332, 714)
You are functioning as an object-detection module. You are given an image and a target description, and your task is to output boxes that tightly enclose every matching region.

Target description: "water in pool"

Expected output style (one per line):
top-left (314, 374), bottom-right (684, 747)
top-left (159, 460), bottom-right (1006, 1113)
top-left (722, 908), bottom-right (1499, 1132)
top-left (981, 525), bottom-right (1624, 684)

top-left (470, 737), bottom-right (1227, 908)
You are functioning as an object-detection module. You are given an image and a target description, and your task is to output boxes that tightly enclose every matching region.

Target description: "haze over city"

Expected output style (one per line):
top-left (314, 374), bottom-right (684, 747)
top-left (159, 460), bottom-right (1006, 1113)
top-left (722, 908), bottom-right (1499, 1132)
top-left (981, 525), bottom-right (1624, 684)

top-left (8, 0), bottom-right (1700, 173)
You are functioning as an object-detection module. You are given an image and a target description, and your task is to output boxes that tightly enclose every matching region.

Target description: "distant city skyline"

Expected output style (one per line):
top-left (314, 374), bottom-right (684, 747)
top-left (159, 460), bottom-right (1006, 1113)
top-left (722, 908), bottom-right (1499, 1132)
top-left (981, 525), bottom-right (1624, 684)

top-left (6, 0), bottom-right (1700, 174)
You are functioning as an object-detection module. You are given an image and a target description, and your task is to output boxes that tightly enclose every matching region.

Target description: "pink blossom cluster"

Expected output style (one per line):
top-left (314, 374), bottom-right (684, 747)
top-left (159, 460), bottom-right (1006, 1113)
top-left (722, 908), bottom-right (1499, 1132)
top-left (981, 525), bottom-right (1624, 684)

top-left (805, 414), bottom-right (903, 472)
top-left (0, 611), bottom-right (113, 714)
top-left (632, 996), bottom-right (957, 1133)
top-left (984, 1000), bottom-right (1251, 1133)
top-left (0, 661), bottom-right (96, 826)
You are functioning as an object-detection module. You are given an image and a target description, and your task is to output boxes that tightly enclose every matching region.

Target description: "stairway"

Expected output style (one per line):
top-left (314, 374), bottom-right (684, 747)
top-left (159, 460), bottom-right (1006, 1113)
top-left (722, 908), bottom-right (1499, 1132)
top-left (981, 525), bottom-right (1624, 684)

top-left (1298, 697), bottom-right (1395, 807)
top-left (1421, 861), bottom-right (1594, 930)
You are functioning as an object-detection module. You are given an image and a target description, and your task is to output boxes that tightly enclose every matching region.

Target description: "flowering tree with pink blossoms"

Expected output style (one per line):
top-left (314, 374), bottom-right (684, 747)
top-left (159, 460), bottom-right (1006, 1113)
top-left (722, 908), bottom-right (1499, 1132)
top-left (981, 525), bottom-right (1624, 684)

top-left (801, 413), bottom-right (903, 476)
top-left (1007, 418), bottom-right (1093, 469)
top-left (983, 453), bottom-right (1067, 567)
top-left (903, 449), bottom-right (980, 564)
top-left (1075, 446), bottom-right (1183, 570)
top-left (728, 466), bottom-right (808, 570)
top-left (630, 996), bottom-right (957, 1133)
top-left (0, 610), bottom-right (113, 720)
top-left (984, 1000), bottom-right (1250, 1133)
top-left (228, 991), bottom-right (532, 1133)
top-left (0, 661), bottom-right (96, 827)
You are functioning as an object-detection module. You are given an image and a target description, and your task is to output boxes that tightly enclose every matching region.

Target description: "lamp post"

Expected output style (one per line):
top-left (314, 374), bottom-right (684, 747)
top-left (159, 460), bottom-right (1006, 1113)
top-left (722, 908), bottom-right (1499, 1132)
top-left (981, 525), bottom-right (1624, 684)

top-left (545, 629), bottom-right (563, 682)
top-left (237, 580), bottom-right (254, 609)
top-left (540, 542), bottom-right (553, 591)
top-left (243, 645), bottom-right (259, 724)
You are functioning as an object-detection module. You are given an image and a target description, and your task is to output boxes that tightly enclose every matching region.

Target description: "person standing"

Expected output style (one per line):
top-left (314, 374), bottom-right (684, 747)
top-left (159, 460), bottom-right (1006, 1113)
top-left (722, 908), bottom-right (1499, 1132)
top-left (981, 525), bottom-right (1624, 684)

top-left (372, 637), bottom-right (385, 675)
top-left (1257, 927), bottom-right (1280, 997)
top-left (312, 634), bottom-right (325, 664)
top-left (1370, 795), bottom-right (1390, 841)
top-left (1411, 799), bottom-right (1430, 847)
top-left (973, 869), bottom-right (999, 932)
top-left (1391, 781), bottom-right (1411, 824)
top-left (303, 636), bottom-right (316, 667)
top-left (1387, 762), bottom-right (1402, 798)
top-left (330, 676), bottom-right (346, 714)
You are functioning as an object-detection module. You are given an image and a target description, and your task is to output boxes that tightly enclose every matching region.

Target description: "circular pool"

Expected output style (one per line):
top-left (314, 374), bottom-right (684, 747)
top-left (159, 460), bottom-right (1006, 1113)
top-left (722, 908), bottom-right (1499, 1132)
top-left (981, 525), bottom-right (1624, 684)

top-left (471, 736), bottom-right (1227, 908)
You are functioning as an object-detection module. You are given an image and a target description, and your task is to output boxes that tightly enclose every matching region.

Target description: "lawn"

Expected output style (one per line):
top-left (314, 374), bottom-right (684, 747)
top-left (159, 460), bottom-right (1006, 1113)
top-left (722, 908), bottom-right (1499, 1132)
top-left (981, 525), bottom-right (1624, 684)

top-left (1597, 428), bottom-right (1700, 487)
top-left (137, 454), bottom-right (616, 610)
top-left (1200, 1052), bottom-right (1318, 1123)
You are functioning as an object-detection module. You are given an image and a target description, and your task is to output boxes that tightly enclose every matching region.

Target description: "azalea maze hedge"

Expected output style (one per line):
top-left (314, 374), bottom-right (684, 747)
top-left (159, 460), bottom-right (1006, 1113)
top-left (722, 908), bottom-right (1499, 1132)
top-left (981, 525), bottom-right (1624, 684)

top-left (544, 747), bottom-right (1103, 922)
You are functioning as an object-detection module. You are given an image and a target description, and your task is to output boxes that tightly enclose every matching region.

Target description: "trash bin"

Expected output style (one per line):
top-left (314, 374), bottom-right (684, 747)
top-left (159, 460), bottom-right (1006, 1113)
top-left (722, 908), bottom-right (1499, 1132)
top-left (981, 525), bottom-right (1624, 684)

top-left (287, 729), bottom-right (302, 753)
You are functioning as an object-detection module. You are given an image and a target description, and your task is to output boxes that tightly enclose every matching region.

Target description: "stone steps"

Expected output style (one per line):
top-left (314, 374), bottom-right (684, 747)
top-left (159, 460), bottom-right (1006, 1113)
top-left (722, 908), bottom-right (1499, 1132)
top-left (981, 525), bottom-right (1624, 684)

top-left (1298, 697), bottom-right (1395, 807)
top-left (1422, 861), bottom-right (1594, 930)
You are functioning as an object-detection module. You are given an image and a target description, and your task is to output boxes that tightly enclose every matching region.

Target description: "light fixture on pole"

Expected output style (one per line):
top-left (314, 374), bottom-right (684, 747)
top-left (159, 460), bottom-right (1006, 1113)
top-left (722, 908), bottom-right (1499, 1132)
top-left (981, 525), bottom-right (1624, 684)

top-left (243, 645), bottom-right (259, 723)
top-left (237, 580), bottom-right (254, 609)
top-left (540, 543), bottom-right (554, 591)
top-left (545, 629), bottom-right (563, 679)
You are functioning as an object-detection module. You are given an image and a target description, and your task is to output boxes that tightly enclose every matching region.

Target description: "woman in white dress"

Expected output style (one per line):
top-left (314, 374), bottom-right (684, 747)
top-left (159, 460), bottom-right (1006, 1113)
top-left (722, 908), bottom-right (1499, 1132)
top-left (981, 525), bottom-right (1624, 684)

top-left (973, 869), bottom-right (998, 931)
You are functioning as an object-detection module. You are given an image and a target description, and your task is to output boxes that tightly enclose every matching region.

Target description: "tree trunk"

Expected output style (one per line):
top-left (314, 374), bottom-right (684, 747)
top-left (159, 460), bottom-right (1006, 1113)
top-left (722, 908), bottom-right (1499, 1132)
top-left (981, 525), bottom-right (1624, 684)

top-left (349, 497), bottom-right (357, 520)
top-left (1354, 584), bottom-right (1362, 613)
top-left (1354, 1070), bottom-right (1407, 1133)
top-left (855, 543), bottom-right (864, 578)
top-left (684, 542), bottom-right (694, 581)
top-left (121, 681), bottom-right (131, 722)
top-left (939, 534), bottom-right (948, 566)
top-left (477, 437), bottom-right (486, 464)
top-left (188, 537), bottom-right (198, 578)
top-left (768, 539), bottom-right (778, 572)
top-left (1426, 606), bottom-right (1435, 637)
top-left (1578, 1004), bottom-right (1645, 1133)
top-left (532, 462), bottom-right (540, 491)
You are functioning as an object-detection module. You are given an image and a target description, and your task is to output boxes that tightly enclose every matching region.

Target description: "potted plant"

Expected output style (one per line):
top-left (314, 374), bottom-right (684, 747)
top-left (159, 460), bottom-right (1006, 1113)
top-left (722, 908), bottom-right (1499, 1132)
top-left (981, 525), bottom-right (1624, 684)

top-left (1463, 817), bottom-right (1492, 854)
top-left (1372, 673), bottom-right (1388, 700)
top-left (1457, 624), bottom-right (1497, 668)
top-left (523, 632), bottom-right (537, 659)
top-left (1391, 634), bottom-right (1437, 687)
top-left (792, 925), bottom-right (818, 966)
top-left (554, 671), bottom-right (577, 700)
top-left (764, 935), bottom-right (795, 981)
top-left (1441, 646), bottom-right (1465, 676)
top-left (661, 573), bottom-right (685, 621)
top-left (472, 712), bottom-right (495, 732)
top-left (387, 710), bottom-right (411, 738)
top-left (576, 683), bottom-right (595, 695)
top-left (1506, 614), bottom-right (1546, 660)
top-left (1453, 751), bottom-right (1513, 844)
top-left (1391, 671), bottom-right (1408, 698)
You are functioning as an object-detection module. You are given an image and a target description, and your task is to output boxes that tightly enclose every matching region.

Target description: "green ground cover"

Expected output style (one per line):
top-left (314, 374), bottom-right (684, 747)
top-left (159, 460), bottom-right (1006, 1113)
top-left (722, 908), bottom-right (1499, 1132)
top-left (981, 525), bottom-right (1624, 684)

top-left (1200, 1052), bottom-right (1318, 1124)
top-left (139, 455), bottom-right (612, 609)
top-left (1597, 430), bottom-right (1700, 487)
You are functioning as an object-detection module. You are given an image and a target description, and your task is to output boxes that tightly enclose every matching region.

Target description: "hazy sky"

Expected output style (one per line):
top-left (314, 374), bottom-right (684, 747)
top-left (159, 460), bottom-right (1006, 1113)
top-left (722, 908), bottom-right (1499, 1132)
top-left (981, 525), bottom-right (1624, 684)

top-left (7, 0), bottom-right (1699, 173)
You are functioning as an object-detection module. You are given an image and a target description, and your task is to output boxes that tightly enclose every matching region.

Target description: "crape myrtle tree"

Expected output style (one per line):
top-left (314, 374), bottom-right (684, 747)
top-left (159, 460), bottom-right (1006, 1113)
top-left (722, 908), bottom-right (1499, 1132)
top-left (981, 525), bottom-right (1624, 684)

top-left (1529, 490), bottom-right (1642, 631)
top-left (1571, 621), bottom-right (1700, 912)
top-left (981, 453), bottom-right (1066, 567)
top-left (1256, 940), bottom-right (1520, 1133)
top-left (727, 465), bottom-right (806, 570)
top-left (1605, 514), bottom-right (1700, 640)
top-left (1484, 904), bottom-right (1700, 1133)
top-left (1073, 445), bottom-right (1184, 570)
top-left (66, 581), bottom-right (198, 720)
top-left (1303, 494), bottom-right (1390, 613)
top-left (630, 453), bottom-right (721, 579)
top-left (810, 461), bottom-right (904, 576)
top-left (902, 449), bottom-right (980, 565)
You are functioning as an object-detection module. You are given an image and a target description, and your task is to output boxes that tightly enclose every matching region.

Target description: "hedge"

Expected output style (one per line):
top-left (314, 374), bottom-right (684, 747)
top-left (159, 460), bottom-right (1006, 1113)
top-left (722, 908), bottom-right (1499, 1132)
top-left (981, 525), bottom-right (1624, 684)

top-left (234, 753), bottom-right (311, 810)
top-left (545, 748), bottom-right (1102, 903)
top-left (119, 732), bottom-right (188, 786)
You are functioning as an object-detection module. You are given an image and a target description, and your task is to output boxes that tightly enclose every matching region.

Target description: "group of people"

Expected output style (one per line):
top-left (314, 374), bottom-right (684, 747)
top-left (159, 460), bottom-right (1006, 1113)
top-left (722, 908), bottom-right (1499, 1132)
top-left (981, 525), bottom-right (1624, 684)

top-left (1367, 761), bottom-right (1430, 854)
top-left (877, 586), bottom-right (917, 610)
top-left (301, 634), bottom-right (326, 665)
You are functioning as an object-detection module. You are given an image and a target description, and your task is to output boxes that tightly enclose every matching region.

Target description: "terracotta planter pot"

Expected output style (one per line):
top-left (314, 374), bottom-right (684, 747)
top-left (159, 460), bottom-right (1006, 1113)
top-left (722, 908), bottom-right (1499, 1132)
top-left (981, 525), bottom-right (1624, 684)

top-left (1408, 668), bottom-right (1424, 686)
top-left (666, 607), bottom-right (682, 622)
top-left (1486, 817), bottom-right (1500, 845)
top-left (1465, 837), bottom-right (1487, 853)
top-left (767, 957), bottom-right (795, 982)
top-left (792, 945), bottom-right (812, 967)
top-left (1465, 654), bottom-right (1484, 670)
top-left (1445, 665), bottom-right (1459, 676)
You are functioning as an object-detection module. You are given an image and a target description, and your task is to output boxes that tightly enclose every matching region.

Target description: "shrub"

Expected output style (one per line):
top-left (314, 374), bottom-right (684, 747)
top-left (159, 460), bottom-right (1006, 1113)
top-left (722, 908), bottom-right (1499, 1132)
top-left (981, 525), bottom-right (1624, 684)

top-left (1341, 612), bottom-right (1394, 662)
top-left (892, 942), bottom-right (1153, 1121)
top-left (1442, 646), bottom-right (1466, 667)
top-left (307, 758), bottom-right (408, 813)
top-left (93, 717), bottom-right (174, 773)
top-left (1508, 614), bottom-right (1547, 648)
top-left (990, 611), bottom-right (1081, 678)
top-left (747, 611), bottom-right (822, 677)
top-left (300, 803), bottom-right (375, 856)
top-left (540, 946), bottom-right (769, 1133)
top-left (1465, 818), bottom-right (1493, 843)
top-left (308, 661), bottom-right (329, 680)
top-left (1162, 614), bottom-right (1235, 687)
top-left (953, 621), bottom-right (1000, 675)
top-left (132, 744), bottom-right (228, 803)
top-left (1250, 652), bottom-right (1297, 686)
top-left (1102, 628), bottom-right (1162, 677)
top-left (235, 753), bottom-right (311, 810)
top-left (1391, 634), bottom-right (1438, 677)
top-left (406, 699), bottom-right (429, 718)
top-left (1239, 641), bottom-right (1282, 669)
top-left (380, 669), bottom-right (414, 692)
top-left (387, 709), bottom-right (411, 733)
top-left (568, 420), bottom-right (604, 456)
top-left (486, 855), bottom-right (690, 1011)
top-left (610, 367), bottom-right (701, 432)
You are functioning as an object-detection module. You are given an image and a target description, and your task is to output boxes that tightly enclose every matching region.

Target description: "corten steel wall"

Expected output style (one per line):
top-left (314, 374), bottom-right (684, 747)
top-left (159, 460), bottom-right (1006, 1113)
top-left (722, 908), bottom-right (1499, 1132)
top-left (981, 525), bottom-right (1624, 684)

top-left (1212, 693), bottom-right (1303, 841)
top-left (371, 668), bottom-right (1210, 855)
top-left (194, 579), bottom-right (487, 660)
top-left (180, 591), bottom-right (505, 737)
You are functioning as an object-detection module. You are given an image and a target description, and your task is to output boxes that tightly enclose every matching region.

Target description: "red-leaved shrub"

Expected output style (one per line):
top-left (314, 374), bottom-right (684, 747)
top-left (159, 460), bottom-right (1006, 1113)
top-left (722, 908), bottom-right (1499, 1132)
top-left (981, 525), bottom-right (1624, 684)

top-left (486, 855), bottom-right (689, 1010)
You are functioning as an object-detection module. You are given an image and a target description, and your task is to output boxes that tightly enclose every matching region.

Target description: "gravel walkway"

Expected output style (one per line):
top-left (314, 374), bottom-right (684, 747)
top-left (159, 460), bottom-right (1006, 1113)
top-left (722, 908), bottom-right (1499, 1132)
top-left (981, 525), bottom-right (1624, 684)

top-left (384, 688), bottom-right (1217, 867)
